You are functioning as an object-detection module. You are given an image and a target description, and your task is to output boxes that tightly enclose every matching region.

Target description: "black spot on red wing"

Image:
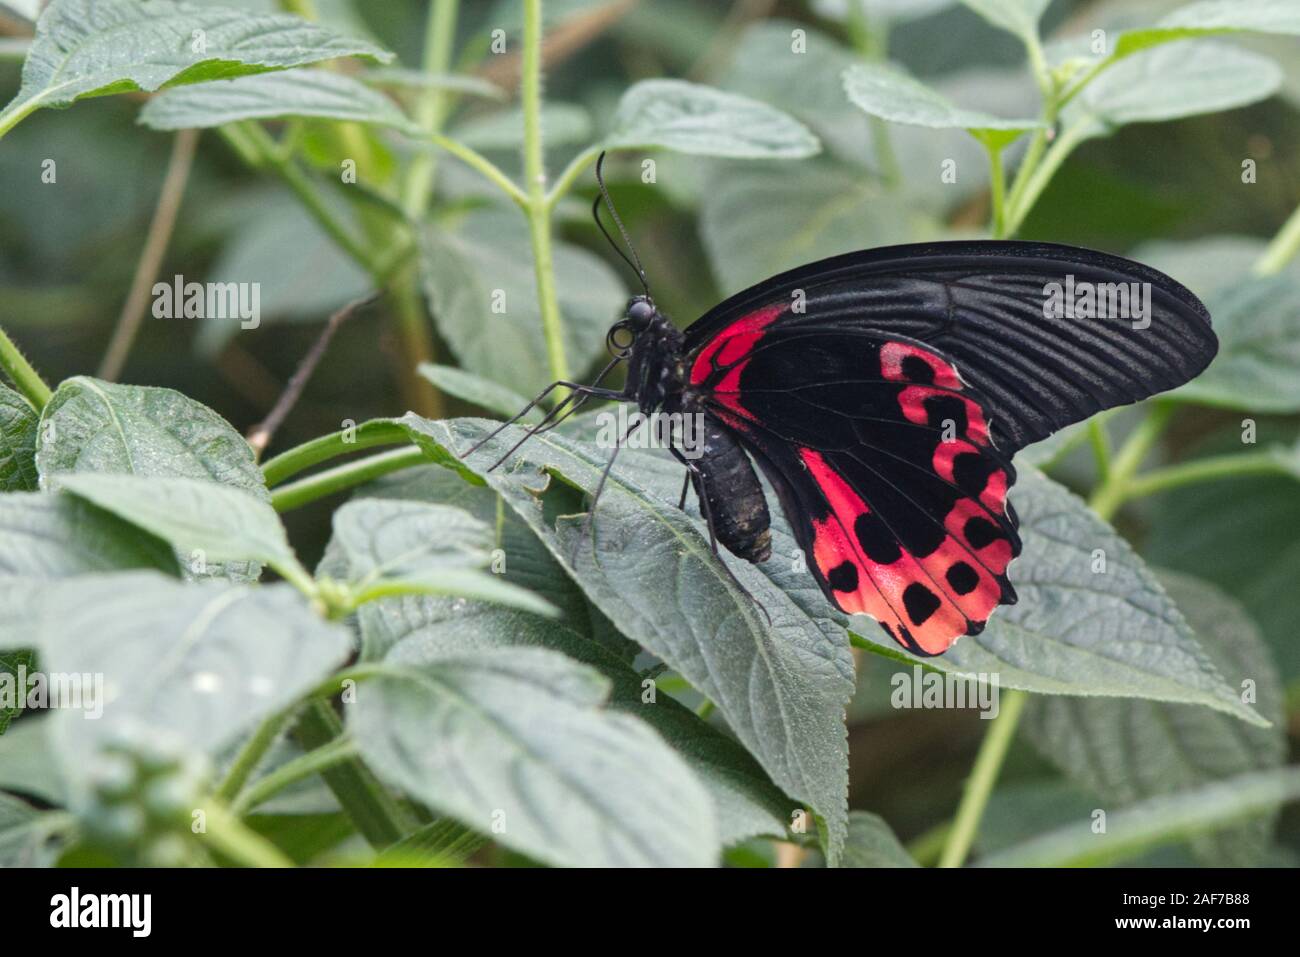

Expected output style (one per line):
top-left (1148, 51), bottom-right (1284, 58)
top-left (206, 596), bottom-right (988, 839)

top-left (965, 619), bottom-right (986, 637)
top-left (902, 582), bottom-right (942, 626)
top-left (827, 561), bottom-right (859, 592)
top-left (946, 561), bottom-right (980, 595)
top-left (901, 354), bottom-right (934, 384)
top-left (953, 453), bottom-right (994, 496)
top-left (924, 394), bottom-right (968, 434)
top-left (853, 512), bottom-right (902, 564)
top-left (964, 516), bottom-right (1001, 549)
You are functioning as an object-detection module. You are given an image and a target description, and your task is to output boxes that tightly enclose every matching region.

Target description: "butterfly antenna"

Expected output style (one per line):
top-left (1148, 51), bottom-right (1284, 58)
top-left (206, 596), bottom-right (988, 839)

top-left (593, 152), bottom-right (651, 298)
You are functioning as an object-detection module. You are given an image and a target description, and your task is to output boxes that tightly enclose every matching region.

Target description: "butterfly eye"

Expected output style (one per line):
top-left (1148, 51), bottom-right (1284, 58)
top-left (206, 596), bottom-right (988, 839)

top-left (606, 322), bottom-right (635, 357)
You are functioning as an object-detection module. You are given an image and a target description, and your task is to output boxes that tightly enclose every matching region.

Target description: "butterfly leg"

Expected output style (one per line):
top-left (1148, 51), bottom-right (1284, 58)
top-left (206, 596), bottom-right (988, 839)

top-left (463, 377), bottom-right (626, 462)
top-left (572, 415), bottom-right (646, 563)
top-left (676, 471), bottom-right (691, 511)
top-left (668, 447), bottom-right (718, 554)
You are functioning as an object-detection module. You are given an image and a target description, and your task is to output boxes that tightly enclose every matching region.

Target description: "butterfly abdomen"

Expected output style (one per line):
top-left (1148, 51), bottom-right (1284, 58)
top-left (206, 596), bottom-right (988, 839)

top-left (692, 416), bottom-right (771, 563)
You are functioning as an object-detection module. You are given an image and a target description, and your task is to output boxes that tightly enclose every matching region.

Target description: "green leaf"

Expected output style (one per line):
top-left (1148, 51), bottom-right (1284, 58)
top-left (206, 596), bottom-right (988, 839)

top-left (0, 0), bottom-right (393, 134)
top-left (362, 605), bottom-right (795, 847)
top-left (958, 0), bottom-right (1049, 45)
top-left (451, 102), bottom-right (592, 150)
top-left (1022, 572), bottom-right (1285, 866)
top-left (605, 78), bottom-right (820, 159)
top-left (1064, 41), bottom-right (1281, 136)
top-left (0, 384), bottom-right (38, 492)
top-left (416, 363), bottom-right (535, 421)
top-left (350, 646), bottom-right (719, 867)
top-left (34, 573), bottom-right (352, 789)
top-left (840, 811), bottom-right (920, 868)
top-left (36, 376), bottom-right (270, 581)
top-left (842, 62), bottom-right (1041, 149)
top-left (324, 498), bottom-right (556, 617)
top-left (0, 491), bottom-right (177, 581)
top-left (0, 649), bottom-right (33, 734)
top-left (361, 67), bottom-right (504, 100)
top-left (56, 473), bottom-right (308, 586)
top-left (0, 718), bottom-right (65, 804)
top-left (699, 156), bottom-right (931, 293)
top-left (138, 67), bottom-right (419, 132)
top-left (410, 418), bottom-right (855, 864)
top-left (978, 766), bottom-right (1300, 867)
top-left (0, 791), bottom-right (58, 867)
top-left (844, 468), bottom-right (1265, 726)
top-left (1170, 275), bottom-right (1300, 412)
top-left (419, 207), bottom-right (626, 398)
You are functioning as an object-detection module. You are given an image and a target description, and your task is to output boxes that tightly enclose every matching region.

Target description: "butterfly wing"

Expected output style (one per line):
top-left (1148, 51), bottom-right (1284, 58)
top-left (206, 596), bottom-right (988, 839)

top-left (683, 241), bottom-right (1216, 654)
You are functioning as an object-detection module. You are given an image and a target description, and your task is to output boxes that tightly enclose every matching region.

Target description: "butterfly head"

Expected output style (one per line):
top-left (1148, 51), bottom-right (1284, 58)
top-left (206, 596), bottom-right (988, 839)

top-left (606, 295), bottom-right (660, 358)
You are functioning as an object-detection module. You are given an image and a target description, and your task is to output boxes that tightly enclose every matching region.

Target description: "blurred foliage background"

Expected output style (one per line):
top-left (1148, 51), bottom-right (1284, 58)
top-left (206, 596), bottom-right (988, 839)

top-left (1, 0), bottom-right (1298, 865)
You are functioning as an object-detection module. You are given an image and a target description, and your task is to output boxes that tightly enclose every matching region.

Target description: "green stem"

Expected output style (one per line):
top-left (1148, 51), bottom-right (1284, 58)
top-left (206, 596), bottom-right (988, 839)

top-left (231, 736), bottom-right (360, 816)
top-left (1123, 451), bottom-right (1294, 501)
top-left (402, 0), bottom-right (461, 219)
top-left (272, 446), bottom-right (429, 512)
top-left (547, 145), bottom-right (603, 208)
top-left (1003, 117), bottom-right (1091, 237)
top-left (429, 134), bottom-right (527, 206)
top-left (199, 801), bottom-right (295, 867)
top-left (906, 820), bottom-right (951, 867)
top-left (521, 0), bottom-right (570, 385)
top-left (262, 421), bottom-right (412, 486)
top-left (1087, 402), bottom-right (1175, 522)
top-left (1087, 418), bottom-right (1112, 480)
top-left (984, 141), bottom-right (1008, 238)
top-left (1254, 198), bottom-right (1300, 277)
top-left (214, 705), bottom-right (298, 803)
top-left (0, 324), bottom-right (52, 409)
top-left (293, 698), bottom-right (413, 848)
top-left (937, 687), bottom-right (1028, 868)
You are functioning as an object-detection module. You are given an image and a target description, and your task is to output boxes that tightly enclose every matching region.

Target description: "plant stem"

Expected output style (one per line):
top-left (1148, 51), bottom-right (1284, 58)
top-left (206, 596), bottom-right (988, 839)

top-left (99, 128), bottom-right (200, 381)
top-left (937, 687), bottom-right (1028, 868)
top-left (521, 0), bottom-right (570, 385)
top-left (1123, 450), bottom-right (1294, 500)
top-left (984, 141), bottom-right (1008, 238)
top-left (906, 820), bottom-right (951, 866)
top-left (546, 144), bottom-right (602, 208)
top-left (0, 324), bottom-right (52, 409)
top-left (1004, 117), bottom-right (1091, 237)
top-left (199, 801), bottom-right (295, 867)
top-left (262, 421), bottom-right (412, 486)
top-left (1087, 401), bottom-right (1175, 522)
top-left (293, 698), bottom-right (413, 847)
top-left (1087, 418), bottom-right (1112, 480)
top-left (429, 133), bottom-right (527, 205)
top-left (231, 736), bottom-right (360, 816)
top-left (1254, 197), bottom-right (1300, 277)
top-left (271, 446), bottom-right (429, 511)
top-left (402, 0), bottom-right (461, 219)
top-left (214, 704), bottom-right (299, 803)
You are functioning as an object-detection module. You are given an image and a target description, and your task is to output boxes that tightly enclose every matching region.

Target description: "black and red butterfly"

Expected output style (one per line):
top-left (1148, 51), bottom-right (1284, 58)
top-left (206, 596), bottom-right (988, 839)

top-left (471, 163), bottom-right (1217, 657)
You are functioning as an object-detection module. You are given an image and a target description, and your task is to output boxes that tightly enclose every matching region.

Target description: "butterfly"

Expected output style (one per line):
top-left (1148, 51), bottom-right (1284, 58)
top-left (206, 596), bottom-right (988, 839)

top-left (471, 166), bottom-right (1217, 657)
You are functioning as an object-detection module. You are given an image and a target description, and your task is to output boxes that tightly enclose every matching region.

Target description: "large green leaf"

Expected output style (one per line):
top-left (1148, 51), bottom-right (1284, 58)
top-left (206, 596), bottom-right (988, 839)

top-left (0, 0), bottom-right (392, 133)
top-left (350, 646), bottom-right (719, 867)
top-left (0, 791), bottom-right (57, 867)
top-left (839, 811), bottom-right (920, 867)
top-left (848, 467), bottom-right (1265, 726)
top-left (139, 67), bottom-right (418, 132)
top-left (365, 606), bottom-right (794, 847)
top-left (36, 377), bottom-right (269, 581)
top-left (978, 767), bottom-right (1300, 867)
top-left (410, 418), bottom-right (855, 864)
top-left (0, 491), bottom-right (176, 580)
top-left (419, 207), bottom-right (626, 397)
top-left (323, 498), bottom-right (555, 617)
top-left (56, 473), bottom-right (307, 584)
top-left (1171, 275), bottom-right (1300, 412)
top-left (842, 62), bottom-right (1041, 149)
top-left (1022, 572), bottom-right (1285, 866)
top-left (958, 0), bottom-right (1049, 46)
top-left (416, 364), bottom-right (534, 421)
top-left (605, 78), bottom-right (820, 159)
top-left (33, 574), bottom-right (352, 791)
top-left (1064, 41), bottom-right (1281, 136)
top-left (0, 384), bottom-right (38, 492)
top-left (0, 719), bottom-right (64, 803)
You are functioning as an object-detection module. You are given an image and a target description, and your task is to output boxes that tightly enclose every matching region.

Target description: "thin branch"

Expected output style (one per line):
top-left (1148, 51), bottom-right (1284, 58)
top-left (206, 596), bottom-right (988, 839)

top-left (246, 292), bottom-right (381, 457)
top-left (97, 128), bottom-right (200, 381)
